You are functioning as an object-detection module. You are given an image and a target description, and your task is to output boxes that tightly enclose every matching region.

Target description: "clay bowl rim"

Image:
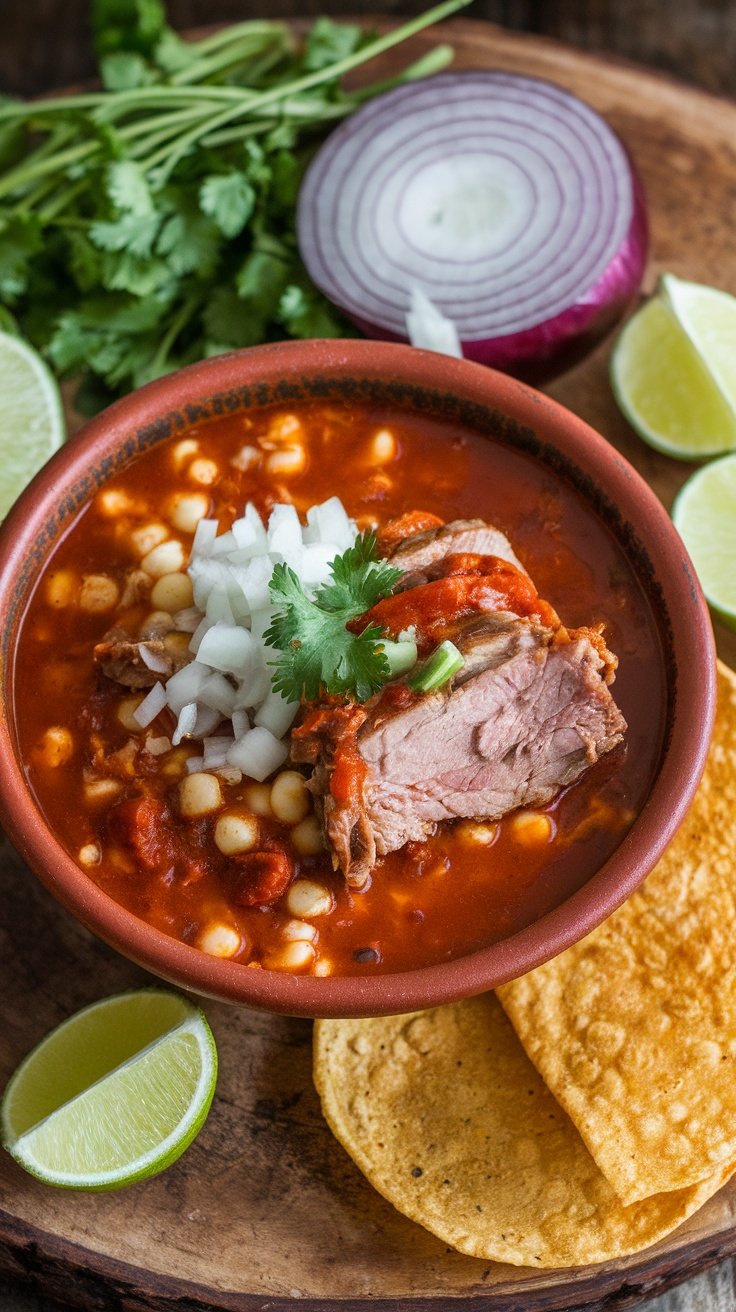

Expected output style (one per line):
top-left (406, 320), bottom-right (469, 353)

top-left (0, 338), bottom-right (716, 1018)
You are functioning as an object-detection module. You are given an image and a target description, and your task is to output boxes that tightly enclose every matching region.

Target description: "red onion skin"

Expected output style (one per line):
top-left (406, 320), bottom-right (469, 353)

top-left (342, 167), bottom-right (648, 385)
top-left (301, 68), bottom-right (649, 384)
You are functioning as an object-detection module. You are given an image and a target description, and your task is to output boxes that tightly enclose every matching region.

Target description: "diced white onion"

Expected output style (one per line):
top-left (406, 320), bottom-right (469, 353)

top-left (173, 701), bottom-right (197, 746)
top-left (191, 518), bottom-right (219, 558)
top-left (161, 498), bottom-right (357, 784)
top-left (254, 686), bottom-right (299, 739)
top-left (202, 736), bottom-right (236, 769)
top-left (138, 644), bottom-right (171, 675)
top-left (406, 286), bottom-right (463, 358)
top-left (145, 734), bottom-right (172, 755)
top-left (133, 681), bottom-right (167, 727)
top-left (173, 606), bottom-right (203, 633)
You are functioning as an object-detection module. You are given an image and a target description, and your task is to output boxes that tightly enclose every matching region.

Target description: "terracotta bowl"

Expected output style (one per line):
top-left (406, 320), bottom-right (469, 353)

top-left (0, 340), bottom-right (716, 1017)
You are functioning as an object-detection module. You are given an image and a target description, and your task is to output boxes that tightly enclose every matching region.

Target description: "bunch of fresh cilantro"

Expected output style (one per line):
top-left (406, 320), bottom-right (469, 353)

top-left (0, 0), bottom-right (468, 411)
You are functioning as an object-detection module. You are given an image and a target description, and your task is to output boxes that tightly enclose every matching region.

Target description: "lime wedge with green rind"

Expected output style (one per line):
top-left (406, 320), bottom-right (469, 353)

top-left (611, 274), bottom-right (736, 459)
top-left (1, 989), bottom-right (217, 1190)
top-left (672, 453), bottom-right (736, 630)
top-left (0, 329), bottom-right (65, 518)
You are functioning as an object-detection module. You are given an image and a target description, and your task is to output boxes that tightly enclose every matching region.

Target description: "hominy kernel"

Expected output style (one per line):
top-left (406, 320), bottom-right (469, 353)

top-left (107, 846), bottom-right (136, 873)
top-left (230, 444), bottom-right (261, 472)
top-left (188, 457), bottom-right (219, 486)
top-left (79, 573), bottom-right (120, 613)
top-left (37, 726), bottom-right (74, 767)
top-left (84, 778), bottom-right (123, 804)
top-left (179, 771), bottom-right (222, 818)
top-left (198, 923), bottom-right (243, 959)
top-left (45, 570), bottom-right (79, 609)
top-left (266, 445), bottom-right (306, 478)
top-left (511, 811), bottom-right (554, 845)
top-left (365, 471), bottom-right (393, 497)
top-left (244, 782), bottom-right (273, 818)
top-left (267, 940), bottom-right (316, 972)
top-left (141, 539), bottom-right (186, 579)
top-left (369, 428), bottom-right (397, 464)
top-left (151, 571), bottom-right (194, 612)
top-left (78, 843), bottom-right (101, 867)
top-left (286, 879), bottom-right (333, 919)
top-left (313, 958), bottom-right (333, 977)
top-left (268, 412), bottom-right (302, 444)
top-left (213, 813), bottom-right (259, 856)
top-left (291, 815), bottom-right (325, 857)
top-left (456, 820), bottom-right (498, 846)
top-left (167, 491), bottom-right (210, 535)
top-left (117, 695), bottom-right (145, 733)
top-left (161, 747), bottom-right (191, 778)
top-left (162, 630), bottom-right (191, 657)
top-left (130, 522), bottom-right (168, 558)
top-left (270, 770), bottom-right (310, 825)
top-left (282, 919), bottom-right (318, 943)
top-left (171, 438), bottom-right (199, 469)
top-left (96, 488), bottom-right (136, 517)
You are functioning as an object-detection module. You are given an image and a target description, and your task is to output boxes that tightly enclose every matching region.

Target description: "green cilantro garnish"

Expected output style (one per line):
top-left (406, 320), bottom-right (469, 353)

top-left (0, 0), bottom-right (471, 407)
top-left (264, 533), bottom-right (402, 703)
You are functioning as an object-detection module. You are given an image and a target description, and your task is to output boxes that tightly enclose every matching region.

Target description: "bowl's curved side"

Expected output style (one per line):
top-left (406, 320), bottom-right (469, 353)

top-left (0, 340), bottom-right (717, 1017)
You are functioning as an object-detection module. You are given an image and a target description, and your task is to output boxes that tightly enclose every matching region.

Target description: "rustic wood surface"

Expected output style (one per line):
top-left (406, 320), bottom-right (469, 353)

top-left (2, 16), bottom-right (736, 1312)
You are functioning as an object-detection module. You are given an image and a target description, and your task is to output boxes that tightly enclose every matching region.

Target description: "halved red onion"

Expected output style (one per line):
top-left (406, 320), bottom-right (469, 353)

top-left (297, 71), bottom-right (648, 381)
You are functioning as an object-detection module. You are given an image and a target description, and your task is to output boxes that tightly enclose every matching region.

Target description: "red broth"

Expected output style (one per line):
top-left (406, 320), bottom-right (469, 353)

top-left (14, 402), bottom-right (665, 975)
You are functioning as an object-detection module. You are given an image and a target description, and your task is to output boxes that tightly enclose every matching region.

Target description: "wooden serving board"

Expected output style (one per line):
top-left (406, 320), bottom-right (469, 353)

top-left (2, 18), bottom-right (736, 1311)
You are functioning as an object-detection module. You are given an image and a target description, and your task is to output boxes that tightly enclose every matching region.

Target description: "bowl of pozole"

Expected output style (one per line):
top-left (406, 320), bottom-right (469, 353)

top-left (0, 340), bottom-right (715, 1016)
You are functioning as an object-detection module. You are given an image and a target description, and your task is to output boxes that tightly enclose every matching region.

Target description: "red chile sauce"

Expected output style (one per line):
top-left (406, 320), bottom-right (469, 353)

top-left (14, 402), bottom-right (666, 976)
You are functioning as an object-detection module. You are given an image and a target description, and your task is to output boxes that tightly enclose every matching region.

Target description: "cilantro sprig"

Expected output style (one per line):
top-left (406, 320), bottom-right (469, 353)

top-left (264, 534), bottom-right (402, 704)
top-left (0, 0), bottom-right (471, 408)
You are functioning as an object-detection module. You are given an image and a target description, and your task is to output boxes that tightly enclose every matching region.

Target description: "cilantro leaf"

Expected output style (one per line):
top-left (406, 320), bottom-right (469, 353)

top-left (92, 0), bottom-right (168, 58)
top-left (199, 173), bottom-right (255, 239)
top-left (264, 533), bottom-right (402, 704)
top-left (303, 18), bottom-right (365, 72)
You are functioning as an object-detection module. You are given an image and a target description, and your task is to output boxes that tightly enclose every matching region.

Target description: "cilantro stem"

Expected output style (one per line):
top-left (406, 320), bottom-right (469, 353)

top-left (135, 0), bottom-right (473, 185)
top-left (39, 178), bottom-right (88, 223)
top-left (0, 141), bottom-right (98, 199)
top-left (350, 44), bottom-right (456, 100)
top-left (167, 32), bottom-right (290, 86)
top-left (175, 20), bottom-right (291, 58)
top-left (147, 289), bottom-right (202, 376)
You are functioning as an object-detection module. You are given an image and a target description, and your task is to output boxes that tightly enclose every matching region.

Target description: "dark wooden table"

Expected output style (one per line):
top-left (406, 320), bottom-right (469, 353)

top-left (1, 7), bottom-right (736, 1311)
top-left (2, 0), bottom-right (736, 98)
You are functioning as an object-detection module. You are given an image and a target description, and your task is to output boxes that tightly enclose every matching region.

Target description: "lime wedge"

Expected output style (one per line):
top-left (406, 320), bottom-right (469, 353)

top-left (1, 989), bottom-right (217, 1190)
top-left (672, 454), bottom-right (736, 629)
top-left (611, 274), bottom-right (736, 459)
top-left (0, 330), bottom-right (65, 519)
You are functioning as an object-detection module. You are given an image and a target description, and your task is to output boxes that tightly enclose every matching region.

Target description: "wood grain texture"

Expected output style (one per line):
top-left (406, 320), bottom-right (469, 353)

top-left (2, 0), bottom-right (736, 98)
top-left (1, 17), bottom-right (736, 1311)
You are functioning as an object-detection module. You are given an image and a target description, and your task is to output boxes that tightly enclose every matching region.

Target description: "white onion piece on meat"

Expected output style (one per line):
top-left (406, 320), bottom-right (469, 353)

top-left (161, 498), bottom-right (358, 785)
top-left (297, 71), bottom-right (648, 380)
top-left (406, 287), bottom-right (462, 358)
top-left (145, 734), bottom-right (172, 755)
top-left (133, 680), bottom-right (167, 728)
top-left (138, 644), bottom-right (172, 675)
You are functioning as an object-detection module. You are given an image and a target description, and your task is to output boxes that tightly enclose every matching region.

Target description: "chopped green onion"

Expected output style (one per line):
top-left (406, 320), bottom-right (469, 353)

top-left (379, 639), bottom-right (418, 679)
top-left (406, 640), bottom-right (464, 693)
